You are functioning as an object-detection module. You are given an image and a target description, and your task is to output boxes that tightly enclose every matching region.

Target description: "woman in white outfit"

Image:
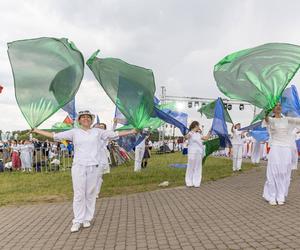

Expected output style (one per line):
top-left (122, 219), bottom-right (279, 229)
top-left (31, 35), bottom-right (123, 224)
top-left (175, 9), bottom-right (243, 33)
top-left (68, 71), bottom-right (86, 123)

top-left (262, 103), bottom-right (300, 205)
top-left (185, 121), bottom-right (210, 188)
top-left (20, 140), bottom-right (34, 172)
top-left (251, 138), bottom-right (261, 164)
top-left (231, 123), bottom-right (245, 171)
top-left (33, 110), bottom-right (137, 232)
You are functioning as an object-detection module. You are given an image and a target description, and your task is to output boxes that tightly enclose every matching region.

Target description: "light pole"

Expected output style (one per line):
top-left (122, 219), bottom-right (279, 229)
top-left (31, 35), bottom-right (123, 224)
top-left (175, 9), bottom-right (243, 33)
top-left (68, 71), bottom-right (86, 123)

top-left (160, 86), bottom-right (166, 144)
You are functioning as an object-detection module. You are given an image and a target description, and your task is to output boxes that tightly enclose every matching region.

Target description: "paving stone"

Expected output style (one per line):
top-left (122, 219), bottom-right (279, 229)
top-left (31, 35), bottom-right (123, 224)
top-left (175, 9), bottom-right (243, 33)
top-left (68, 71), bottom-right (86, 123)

top-left (0, 164), bottom-right (299, 249)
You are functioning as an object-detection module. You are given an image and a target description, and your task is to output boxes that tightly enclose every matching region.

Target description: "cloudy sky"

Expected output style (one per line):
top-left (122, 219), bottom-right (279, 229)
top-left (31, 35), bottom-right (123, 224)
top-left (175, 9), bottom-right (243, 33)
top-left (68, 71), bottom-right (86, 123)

top-left (2, 0), bottom-right (300, 134)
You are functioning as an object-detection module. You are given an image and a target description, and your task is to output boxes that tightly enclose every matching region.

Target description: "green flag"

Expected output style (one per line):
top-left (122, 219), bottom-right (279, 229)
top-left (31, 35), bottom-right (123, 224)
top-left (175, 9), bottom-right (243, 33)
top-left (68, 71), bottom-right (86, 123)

top-left (214, 43), bottom-right (300, 118)
top-left (87, 50), bottom-right (156, 129)
top-left (199, 98), bottom-right (233, 123)
top-left (7, 37), bottom-right (84, 128)
top-left (202, 137), bottom-right (221, 164)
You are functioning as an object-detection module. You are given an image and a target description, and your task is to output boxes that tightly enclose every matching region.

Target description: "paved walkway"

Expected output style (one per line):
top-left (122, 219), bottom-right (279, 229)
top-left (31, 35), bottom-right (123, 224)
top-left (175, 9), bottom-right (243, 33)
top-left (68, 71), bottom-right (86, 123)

top-left (0, 166), bottom-right (300, 250)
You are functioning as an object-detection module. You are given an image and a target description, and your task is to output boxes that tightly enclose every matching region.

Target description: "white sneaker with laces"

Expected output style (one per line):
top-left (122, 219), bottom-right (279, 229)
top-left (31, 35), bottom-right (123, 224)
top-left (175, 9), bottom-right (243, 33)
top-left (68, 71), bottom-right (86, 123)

top-left (269, 201), bottom-right (277, 206)
top-left (277, 201), bottom-right (285, 205)
top-left (83, 221), bottom-right (91, 228)
top-left (70, 223), bottom-right (81, 233)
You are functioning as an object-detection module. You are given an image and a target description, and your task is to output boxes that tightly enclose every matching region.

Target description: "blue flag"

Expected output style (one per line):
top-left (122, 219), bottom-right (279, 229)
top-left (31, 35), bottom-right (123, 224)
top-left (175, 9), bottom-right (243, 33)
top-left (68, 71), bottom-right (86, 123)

top-left (117, 133), bottom-right (146, 151)
top-left (239, 121), bottom-right (262, 131)
top-left (153, 106), bottom-right (188, 135)
top-left (281, 85), bottom-right (300, 117)
top-left (62, 98), bottom-right (77, 121)
top-left (211, 98), bottom-right (231, 147)
top-left (249, 127), bottom-right (269, 142)
top-left (114, 106), bottom-right (128, 125)
top-left (296, 139), bottom-right (300, 152)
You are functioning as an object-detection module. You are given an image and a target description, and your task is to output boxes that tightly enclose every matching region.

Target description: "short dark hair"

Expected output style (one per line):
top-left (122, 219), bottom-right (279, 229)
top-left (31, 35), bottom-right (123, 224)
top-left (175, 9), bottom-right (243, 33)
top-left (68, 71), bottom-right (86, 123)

top-left (99, 123), bottom-right (107, 129)
top-left (189, 121), bottom-right (199, 131)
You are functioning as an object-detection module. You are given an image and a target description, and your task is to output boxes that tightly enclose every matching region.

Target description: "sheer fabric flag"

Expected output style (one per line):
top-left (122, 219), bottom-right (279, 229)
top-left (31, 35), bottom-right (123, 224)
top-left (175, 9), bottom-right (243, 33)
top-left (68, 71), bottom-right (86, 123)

top-left (87, 50), bottom-right (156, 129)
top-left (281, 85), bottom-right (300, 117)
top-left (199, 98), bottom-right (233, 123)
top-left (214, 43), bottom-right (300, 117)
top-left (62, 98), bottom-right (77, 121)
top-left (114, 106), bottom-right (128, 125)
top-left (153, 106), bottom-right (188, 135)
top-left (211, 98), bottom-right (232, 148)
top-left (117, 133), bottom-right (146, 152)
top-left (8, 37), bottom-right (84, 128)
top-left (239, 121), bottom-right (262, 131)
top-left (249, 127), bottom-right (269, 142)
top-left (202, 137), bottom-right (220, 164)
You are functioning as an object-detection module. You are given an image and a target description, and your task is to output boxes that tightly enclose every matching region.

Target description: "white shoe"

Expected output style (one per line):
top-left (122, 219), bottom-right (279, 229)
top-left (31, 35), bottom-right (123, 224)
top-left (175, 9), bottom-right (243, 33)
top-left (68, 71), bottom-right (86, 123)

top-left (83, 221), bottom-right (91, 228)
top-left (269, 201), bottom-right (277, 206)
top-left (277, 201), bottom-right (285, 205)
top-left (96, 194), bottom-right (99, 199)
top-left (70, 223), bottom-right (81, 233)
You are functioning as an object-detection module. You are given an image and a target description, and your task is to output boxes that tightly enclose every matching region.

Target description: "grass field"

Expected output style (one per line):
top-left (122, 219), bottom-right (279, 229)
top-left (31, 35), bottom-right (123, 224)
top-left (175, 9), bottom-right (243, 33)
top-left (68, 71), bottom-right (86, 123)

top-left (0, 152), bottom-right (256, 206)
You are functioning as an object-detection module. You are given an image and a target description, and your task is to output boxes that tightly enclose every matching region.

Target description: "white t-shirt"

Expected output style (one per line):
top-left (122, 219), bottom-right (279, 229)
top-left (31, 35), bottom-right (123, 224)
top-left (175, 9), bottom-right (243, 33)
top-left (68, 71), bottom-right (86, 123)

top-left (54, 128), bottom-right (118, 166)
top-left (187, 131), bottom-right (203, 154)
top-left (231, 128), bottom-right (243, 145)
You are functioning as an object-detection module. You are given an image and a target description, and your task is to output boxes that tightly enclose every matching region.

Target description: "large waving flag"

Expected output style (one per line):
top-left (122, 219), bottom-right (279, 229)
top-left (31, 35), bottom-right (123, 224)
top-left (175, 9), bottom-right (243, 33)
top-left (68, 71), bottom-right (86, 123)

top-left (114, 106), bottom-right (128, 125)
top-left (8, 37), bottom-right (84, 128)
top-left (214, 43), bottom-right (300, 122)
top-left (281, 85), bottom-right (300, 117)
top-left (210, 98), bottom-right (232, 148)
top-left (154, 107), bottom-right (188, 135)
top-left (62, 98), bottom-right (77, 121)
top-left (87, 50), bottom-right (156, 130)
top-left (199, 98), bottom-right (233, 123)
top-left (249, 127), bottom-right (269, 142)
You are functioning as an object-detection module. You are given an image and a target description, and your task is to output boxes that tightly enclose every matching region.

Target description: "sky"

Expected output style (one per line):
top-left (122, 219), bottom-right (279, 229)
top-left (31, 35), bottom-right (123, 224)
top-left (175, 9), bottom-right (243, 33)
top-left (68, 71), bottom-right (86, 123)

top-left (1, 0), bottom-right (300, 134)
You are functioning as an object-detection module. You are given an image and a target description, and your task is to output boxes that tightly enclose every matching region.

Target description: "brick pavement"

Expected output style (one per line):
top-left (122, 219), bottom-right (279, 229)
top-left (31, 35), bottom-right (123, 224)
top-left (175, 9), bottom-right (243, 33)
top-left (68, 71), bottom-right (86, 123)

top-left (0, 166), bottom-right (300, 249)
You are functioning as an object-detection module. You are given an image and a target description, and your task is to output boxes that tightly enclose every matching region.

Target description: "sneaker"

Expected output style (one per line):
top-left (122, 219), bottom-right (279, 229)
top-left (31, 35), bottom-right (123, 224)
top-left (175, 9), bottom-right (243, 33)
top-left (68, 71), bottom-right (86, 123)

top-left (82, 221), bottom-right (91, 228)
top-left (70, 223), bottom-right (81, 233)
top-left (277, 201), bottom-right (285, 205)
top-left (269, 201), bottom-right (277, 206)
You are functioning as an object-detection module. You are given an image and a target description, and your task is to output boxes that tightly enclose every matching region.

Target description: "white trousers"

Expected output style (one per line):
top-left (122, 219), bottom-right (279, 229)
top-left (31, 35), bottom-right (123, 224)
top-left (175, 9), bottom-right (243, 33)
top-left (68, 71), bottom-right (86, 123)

top-left (185, 152), bottom-right (202, 187)
top-left (96, 165), bottom-right (105, 196)
top-left (134, 147), bottom-right (145, 172)
top-left (72, 164), bottom-right (98, 224)
top-left (263, 146), bottom-right (292, 203)
top-left (251, 141), bottom-right (261, 164)
top-left (232, 144), bottom-right (243, 171)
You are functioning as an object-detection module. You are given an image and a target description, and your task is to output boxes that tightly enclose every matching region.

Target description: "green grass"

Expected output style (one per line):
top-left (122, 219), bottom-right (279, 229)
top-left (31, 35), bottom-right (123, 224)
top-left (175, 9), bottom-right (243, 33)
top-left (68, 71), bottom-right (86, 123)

top-left (0, 153), bottom-right (256, 206)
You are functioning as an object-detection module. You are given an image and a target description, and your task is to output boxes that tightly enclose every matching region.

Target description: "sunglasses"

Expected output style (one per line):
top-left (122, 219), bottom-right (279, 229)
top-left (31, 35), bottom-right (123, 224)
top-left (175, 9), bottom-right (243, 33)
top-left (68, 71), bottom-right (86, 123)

top-left (78, 110), bottom-right (90, 115)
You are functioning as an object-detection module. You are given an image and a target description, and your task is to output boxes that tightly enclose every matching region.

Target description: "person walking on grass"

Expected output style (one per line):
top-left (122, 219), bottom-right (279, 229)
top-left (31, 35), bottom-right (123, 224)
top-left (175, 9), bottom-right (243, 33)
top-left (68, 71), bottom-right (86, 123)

top-left (231, 123), bottom-right (245, 171)
top-left (33, 110), bottom-right (137, 233)
top-left (142, 137), bottom-right (151, 168)
top-left (185, 121), bottom-right (210, 188)
top-left (262, 103), bottom-right (300, 206)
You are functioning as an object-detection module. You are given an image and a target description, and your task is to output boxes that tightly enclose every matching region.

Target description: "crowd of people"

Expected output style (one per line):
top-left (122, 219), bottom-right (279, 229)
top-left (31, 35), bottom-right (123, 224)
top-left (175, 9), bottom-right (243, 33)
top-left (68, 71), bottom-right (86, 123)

top-left (0, 139), bottom-right (72, 172)
top-left (1, 104), bottom-right (299, 232)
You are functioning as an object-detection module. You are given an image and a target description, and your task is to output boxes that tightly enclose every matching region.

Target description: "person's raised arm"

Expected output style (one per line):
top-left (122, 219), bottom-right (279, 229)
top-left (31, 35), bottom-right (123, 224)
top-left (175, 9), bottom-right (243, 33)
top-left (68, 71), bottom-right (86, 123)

top-left (201, 130), bottom-right (211, 141)
top-left (32, 128), bottom-right (54, 139)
